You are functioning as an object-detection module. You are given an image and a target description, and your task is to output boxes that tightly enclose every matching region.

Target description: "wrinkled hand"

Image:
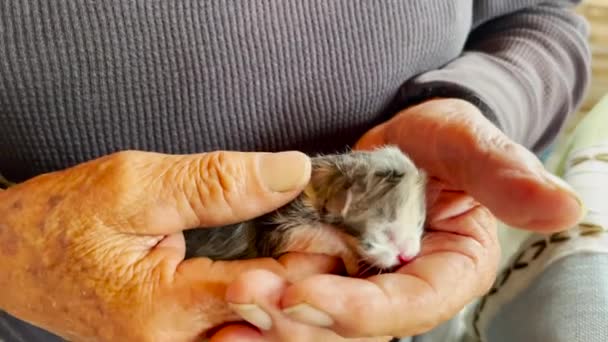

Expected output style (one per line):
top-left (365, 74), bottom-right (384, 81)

top-left (0, 149), bottom-right (338, 341)
top-left (213, 98), bottom-right (586, 340)
top-left (357, 98), bottom-right (584, 232)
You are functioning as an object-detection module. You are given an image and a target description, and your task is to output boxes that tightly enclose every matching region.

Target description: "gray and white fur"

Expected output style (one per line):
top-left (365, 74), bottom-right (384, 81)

top-left (184, 146), bottom-right (427, 273)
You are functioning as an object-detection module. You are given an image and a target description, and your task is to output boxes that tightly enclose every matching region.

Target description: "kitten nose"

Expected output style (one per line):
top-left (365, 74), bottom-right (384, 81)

top-left (397, 252), bottom-right (415, 265)
top-left (395, 237), bottom-right (421, 265)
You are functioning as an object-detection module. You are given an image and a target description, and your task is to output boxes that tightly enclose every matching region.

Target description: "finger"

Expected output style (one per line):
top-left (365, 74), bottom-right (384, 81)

top-left (167, 252), bottom-right (341, 331)
top-left (225, 269), bottom-right (286, 327)
top-left (210, 323), bottom-right (393, 342)
top-left (426, 190), bottom-right (478, 224)
top-left (209, 324), bottom-right (266, 342)
top-left (216, 256), bottom-right (351, 341)
top-left (176, 252), bottom-right (341, 294)
top-left (278, 205), bottom-right (499, 338)
top-left (224, 270), bottom-right (386, 342)
top-left (421, 202), bottom-right (500, 294)
top-left (355, 123), bottom-right (388, 151)
top-left (101, 150), bottom-right (311, 235)
top-left (277, 253), bottom-right (346, 281)
top-left (383, 99), bottom-right (584, 232)
top-left (224, 270), bottom-right (319, 341)
top-left (144, 232), bottom-right (187, 274)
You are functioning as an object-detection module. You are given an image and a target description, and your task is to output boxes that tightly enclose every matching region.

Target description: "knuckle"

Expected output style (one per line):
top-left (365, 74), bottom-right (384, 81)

top-left (105, 150), bottom-right (150, 181)
top-left (486, 135), bottom-right (519, 156)
top-left (193, 151), bottom-right (245, 212)
top-left (105, 150), bottom-right (144, 184)
top-left (88, 150), bottom-right (154, 217)
top-left (470, 207), bottom-right (498, 248)
top-left (198, 151), bottom-right (242, 197)
top-left (109, 149), bottom-right (141, 162)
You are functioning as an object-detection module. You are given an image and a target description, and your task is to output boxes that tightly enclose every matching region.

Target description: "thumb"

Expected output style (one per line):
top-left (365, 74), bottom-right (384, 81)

top-left (111, 150), bottom-right (311, 235)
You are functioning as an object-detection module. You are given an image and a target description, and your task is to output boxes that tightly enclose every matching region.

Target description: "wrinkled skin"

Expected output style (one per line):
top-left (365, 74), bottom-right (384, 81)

top-left (0, 150), bottom-right (351, 341)
top-left (211, 99), bottom-right (586, 341)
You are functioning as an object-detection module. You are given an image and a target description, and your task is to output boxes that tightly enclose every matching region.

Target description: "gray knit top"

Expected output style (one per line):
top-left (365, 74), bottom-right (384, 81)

top-left (0, 0), bottom-right (591, 183)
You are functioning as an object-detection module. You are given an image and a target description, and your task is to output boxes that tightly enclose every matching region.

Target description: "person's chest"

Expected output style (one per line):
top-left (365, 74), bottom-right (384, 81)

top-left (0, 0), bottom-right (473, 181)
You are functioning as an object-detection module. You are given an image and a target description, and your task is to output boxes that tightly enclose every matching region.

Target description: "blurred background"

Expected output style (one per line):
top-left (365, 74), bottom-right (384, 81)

top-left (572, 0), bottom-right (608, 127)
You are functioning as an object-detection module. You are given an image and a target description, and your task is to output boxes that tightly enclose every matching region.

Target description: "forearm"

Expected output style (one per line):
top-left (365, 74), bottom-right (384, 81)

top-left (398, 1), bottom-right (591, 154)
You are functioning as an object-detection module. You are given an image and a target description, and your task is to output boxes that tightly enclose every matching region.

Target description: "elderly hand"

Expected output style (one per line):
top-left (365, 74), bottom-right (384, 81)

top-left (0, 149), bottom-right (340, 341)
top-left (357, 98), bottom-right (584, 232)
top-left (212, 98), bottom-right (585, 340)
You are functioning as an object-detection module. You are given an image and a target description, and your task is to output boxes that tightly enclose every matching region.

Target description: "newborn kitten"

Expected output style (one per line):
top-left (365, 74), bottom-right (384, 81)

top-left (183, 146), bottom-right (427, 274)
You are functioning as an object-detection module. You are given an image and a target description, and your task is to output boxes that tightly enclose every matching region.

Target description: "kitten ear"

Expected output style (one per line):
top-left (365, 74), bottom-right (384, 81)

top-left (325, 186), bottom-right (353, 217)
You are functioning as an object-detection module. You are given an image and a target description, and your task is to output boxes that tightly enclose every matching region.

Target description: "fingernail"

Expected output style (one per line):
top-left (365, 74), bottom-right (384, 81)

top-left (283, 303), bottom-right (334, 327)
top-left (259, 152), bottom-right (311, 192)
top-left (577, 200), bottom-right (589, 223)
top-left (228, 303), bottom-right (273, 330)
top-left (543, 172), bottom-right (587, 220)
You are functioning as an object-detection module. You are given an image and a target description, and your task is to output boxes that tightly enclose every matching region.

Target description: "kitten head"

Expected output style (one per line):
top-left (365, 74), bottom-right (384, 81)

top-left (304, 145), bottom-right (427, 270)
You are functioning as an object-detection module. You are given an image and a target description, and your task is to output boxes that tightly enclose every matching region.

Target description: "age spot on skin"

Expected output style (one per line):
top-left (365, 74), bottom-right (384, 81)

top-left (26, 262), bottom-right (47, 280)
top-left (0, 223), bottom-right (20, 256)
top-left (37, 195), bottom-right (65, 233)
top-left (11, 200), bottom-right (22, 210)
top-left (48, 195), bottom-right (64, 209)
top-left (38, 219), bottom-right (48, 233)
